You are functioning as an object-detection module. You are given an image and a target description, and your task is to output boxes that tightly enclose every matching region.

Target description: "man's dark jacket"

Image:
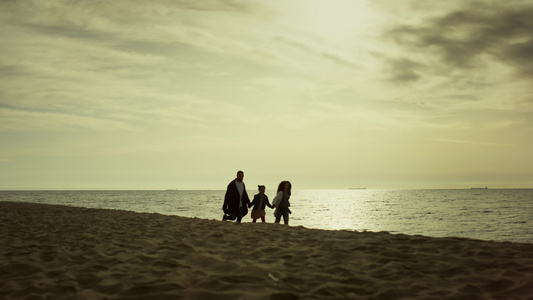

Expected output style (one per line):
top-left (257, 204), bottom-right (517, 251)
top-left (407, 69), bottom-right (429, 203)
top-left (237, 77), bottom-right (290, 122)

top-left (223, 179), bottom-right (251, 216)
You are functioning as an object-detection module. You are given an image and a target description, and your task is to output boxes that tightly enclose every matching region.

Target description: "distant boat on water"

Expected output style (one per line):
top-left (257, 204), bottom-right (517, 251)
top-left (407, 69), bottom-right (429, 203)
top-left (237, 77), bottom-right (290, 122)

top-left (471, 187), bottom-right (488, 190)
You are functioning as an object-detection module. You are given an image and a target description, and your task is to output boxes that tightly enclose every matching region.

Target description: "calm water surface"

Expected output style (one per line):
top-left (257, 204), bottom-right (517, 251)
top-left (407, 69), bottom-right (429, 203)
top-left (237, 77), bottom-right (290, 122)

top-left (1, 189), bottom-right (532, 243)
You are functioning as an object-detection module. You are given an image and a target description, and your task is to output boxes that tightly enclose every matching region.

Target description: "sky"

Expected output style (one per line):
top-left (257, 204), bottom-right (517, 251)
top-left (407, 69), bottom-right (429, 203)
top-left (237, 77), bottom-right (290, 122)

top-left (1, 0), bottom-right (532, 190)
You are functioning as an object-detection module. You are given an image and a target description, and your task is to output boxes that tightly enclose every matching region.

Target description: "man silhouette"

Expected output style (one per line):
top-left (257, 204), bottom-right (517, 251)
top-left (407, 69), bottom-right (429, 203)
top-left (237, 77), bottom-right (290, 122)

top-left (222, 170), bottom-right (251, 222)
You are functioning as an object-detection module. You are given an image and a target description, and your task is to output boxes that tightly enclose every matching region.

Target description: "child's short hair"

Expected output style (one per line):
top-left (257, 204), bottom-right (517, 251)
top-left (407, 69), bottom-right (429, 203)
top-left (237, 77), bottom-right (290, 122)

top-left (258, 185), bottom-right (265, 190)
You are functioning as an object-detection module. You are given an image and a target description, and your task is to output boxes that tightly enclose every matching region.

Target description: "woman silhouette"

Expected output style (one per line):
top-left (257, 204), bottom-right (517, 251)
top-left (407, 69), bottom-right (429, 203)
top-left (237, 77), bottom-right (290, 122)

top-left (272, 181), bottom-right (292, 225)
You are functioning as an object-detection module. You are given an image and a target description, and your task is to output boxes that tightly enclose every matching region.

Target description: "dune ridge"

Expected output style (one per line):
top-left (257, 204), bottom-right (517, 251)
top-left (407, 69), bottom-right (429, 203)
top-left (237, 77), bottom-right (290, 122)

top-left (1, 201), bottom-right (533, 299)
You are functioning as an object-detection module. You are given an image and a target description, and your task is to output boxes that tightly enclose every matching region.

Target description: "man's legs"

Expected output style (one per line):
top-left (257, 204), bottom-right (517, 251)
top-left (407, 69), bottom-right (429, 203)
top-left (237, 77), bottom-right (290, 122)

top-left (261, 216), bottom-right (266, 223)
top-left (236, 207), bottom-right (244, 223)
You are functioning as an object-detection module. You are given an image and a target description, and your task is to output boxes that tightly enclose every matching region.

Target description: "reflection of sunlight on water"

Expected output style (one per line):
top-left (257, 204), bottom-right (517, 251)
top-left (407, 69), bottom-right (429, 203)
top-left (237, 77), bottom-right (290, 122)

top-left (2, 189), bottom-right (532, 243)
top-left (288, 189), bottom-right (533, 243)
top-left (291, 190), bottom-right (391, 232)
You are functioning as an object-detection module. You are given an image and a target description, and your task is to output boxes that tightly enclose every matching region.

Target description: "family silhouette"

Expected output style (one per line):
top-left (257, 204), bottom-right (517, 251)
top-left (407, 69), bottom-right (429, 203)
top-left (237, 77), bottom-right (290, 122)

top-left (222, 171), bottom-right (292, 225)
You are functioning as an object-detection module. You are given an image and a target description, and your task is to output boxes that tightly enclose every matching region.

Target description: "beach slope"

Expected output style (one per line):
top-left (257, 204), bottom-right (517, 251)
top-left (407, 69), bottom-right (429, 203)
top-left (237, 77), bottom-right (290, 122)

top-left (1, 201), bottom-right (533, 299)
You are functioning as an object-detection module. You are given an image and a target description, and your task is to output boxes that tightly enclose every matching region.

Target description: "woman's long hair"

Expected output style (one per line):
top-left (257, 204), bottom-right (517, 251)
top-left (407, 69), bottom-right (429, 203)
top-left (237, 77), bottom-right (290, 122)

top-left (277, 181), bottom-right (292, 196)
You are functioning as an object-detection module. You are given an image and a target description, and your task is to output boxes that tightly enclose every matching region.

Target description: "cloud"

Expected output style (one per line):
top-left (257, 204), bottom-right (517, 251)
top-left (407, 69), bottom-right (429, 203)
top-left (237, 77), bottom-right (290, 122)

top-left (487, 119), bottom-right (526, 129)
top-left (272, 36), bottom-right (361, 69)
top-left (432, 138), bottom-right (510, 147)
top-left (0, 0), bottom-right (262, 134)
top-left (0, 106), bottom-right (135, 132)
top-left (387, 1), bottom-right (533, 78)
top-left (383, 57), bottom-right (422, 82)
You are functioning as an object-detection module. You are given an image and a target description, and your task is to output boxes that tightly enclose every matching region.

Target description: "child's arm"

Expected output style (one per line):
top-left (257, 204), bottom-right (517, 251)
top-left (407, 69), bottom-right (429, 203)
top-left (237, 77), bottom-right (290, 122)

top-left (248, 197), bottom-right (256, 209)
top-left (266, 196), bottom-right (273, 209)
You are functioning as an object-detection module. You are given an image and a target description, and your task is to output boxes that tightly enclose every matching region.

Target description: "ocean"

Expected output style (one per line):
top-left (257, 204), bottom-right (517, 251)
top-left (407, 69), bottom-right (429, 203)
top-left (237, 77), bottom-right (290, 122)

top-left (1, 189), bottom-right (532, 244)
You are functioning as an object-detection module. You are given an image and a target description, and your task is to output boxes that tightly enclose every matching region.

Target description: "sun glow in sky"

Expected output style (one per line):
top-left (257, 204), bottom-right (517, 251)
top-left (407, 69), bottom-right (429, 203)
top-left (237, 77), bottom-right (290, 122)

top-left (1, 0), bottom-right (532, 190)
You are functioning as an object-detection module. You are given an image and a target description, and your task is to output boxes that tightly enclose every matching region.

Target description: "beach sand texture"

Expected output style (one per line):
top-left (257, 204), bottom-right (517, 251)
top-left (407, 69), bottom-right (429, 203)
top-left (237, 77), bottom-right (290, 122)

top-left (1, 202), bottom-right (533, 300)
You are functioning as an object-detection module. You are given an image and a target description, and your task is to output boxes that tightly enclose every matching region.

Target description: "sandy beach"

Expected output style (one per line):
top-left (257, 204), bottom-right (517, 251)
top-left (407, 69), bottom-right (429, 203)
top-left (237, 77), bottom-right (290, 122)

top-left (1, 201), bottom-right (533, 299)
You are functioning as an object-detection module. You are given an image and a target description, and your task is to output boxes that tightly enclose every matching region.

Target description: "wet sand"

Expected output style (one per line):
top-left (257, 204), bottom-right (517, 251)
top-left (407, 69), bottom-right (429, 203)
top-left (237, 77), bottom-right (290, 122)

top-left (1, 201), bottom-right (533, 299)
